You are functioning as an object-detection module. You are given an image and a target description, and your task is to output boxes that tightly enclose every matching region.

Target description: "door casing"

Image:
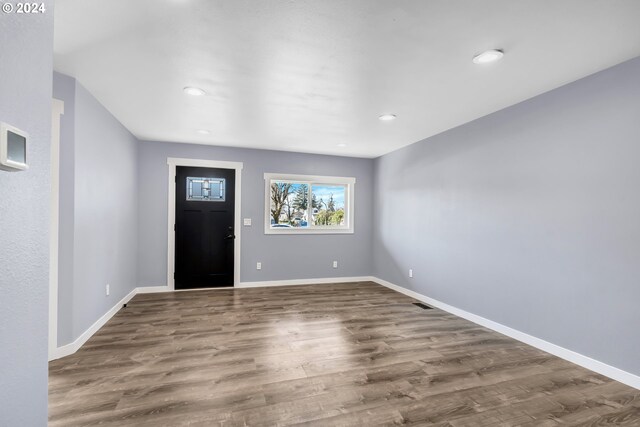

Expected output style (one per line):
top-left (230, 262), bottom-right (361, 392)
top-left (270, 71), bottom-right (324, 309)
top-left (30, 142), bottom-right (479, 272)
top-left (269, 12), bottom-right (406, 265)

top-left (167, 158), bottom-right (243, 290)
top-left (49, 99), bottom-right (64, 360)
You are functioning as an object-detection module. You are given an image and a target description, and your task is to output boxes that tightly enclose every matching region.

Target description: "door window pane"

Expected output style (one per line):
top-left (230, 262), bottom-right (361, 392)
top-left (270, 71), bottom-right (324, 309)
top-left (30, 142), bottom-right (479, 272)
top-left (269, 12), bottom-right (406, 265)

top-left (187, 177), bottom-right (225, 201)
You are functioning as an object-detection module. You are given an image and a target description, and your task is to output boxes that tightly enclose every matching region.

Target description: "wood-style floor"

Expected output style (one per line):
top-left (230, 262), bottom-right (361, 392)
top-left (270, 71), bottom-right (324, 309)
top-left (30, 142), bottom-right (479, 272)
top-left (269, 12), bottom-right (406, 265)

top-left (49, 282), bottom-right (640, 426)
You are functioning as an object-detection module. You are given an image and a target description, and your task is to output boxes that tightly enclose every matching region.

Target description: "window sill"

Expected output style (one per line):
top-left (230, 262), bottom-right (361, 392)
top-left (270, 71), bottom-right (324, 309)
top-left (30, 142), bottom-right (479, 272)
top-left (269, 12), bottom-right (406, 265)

top-left (264, 227), bottom-right (354, 235)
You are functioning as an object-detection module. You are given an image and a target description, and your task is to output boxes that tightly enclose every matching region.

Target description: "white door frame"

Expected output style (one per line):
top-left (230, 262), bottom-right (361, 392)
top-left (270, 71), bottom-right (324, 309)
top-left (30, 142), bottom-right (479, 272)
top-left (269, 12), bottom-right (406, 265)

top-left (49, 99), bottom-right (64, 359)
top-left (167, 157), bottom-right (243, 290)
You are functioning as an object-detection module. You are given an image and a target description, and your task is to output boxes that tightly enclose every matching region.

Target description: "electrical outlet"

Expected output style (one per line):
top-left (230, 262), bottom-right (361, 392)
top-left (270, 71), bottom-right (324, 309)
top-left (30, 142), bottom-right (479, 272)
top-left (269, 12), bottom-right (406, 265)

top-left (106, 284), bottom-right (110, 296)
top-left (333, 261), bottom-right (338, 268)
top-left (243, 218), bottom-right (252, 226)
top-left (256, 262), bottom-right (262, 270)
top-left (409, 269), bottom-right (413, 278)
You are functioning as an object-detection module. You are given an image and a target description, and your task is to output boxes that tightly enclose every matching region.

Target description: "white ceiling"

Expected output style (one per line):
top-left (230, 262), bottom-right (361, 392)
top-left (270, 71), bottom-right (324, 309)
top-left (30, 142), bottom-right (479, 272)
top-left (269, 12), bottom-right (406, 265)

top-left (54, 0), bottom-right (640, 158)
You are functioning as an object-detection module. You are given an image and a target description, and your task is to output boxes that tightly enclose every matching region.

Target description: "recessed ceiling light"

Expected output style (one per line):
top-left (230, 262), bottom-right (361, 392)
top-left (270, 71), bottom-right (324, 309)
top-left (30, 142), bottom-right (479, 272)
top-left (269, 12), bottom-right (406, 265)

top-left (378, 114), bottom-right (397, 121)
top-left (472, 49), bottom-right (504, 64)
top-left (183, 86), bottom-right (206, 96)
top-left (197, 129), bottom-right (211, 135)
top-left (336, 143), bottom-right (347, 147)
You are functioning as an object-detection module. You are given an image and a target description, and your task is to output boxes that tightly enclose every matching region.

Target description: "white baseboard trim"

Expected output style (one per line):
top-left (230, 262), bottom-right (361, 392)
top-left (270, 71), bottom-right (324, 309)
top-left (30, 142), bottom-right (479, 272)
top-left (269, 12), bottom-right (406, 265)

top-left (136, 278), bottom-right (373, 293)
top-left (371, 276), bottom-right (640, 390)
top-left (238, 276), bottom-right (372, 288)
top-left (49, 277), bottom-right (370, 360)
top-left (49, 288), bottom-right (138, 361)
top-left (138, 286), bottom-right (241, 293)
top-left (50, 286), bottom-right (172, 360)
top-left (52, 276), bottom-right (638, 390)
top-left (136, 286), bottom-right (172, 294)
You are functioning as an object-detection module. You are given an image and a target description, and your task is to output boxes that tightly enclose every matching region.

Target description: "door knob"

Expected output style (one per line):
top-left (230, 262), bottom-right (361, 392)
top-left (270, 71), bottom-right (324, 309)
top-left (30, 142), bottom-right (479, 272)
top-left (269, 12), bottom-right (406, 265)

top-left (225, 234), bottom-right (236, 240)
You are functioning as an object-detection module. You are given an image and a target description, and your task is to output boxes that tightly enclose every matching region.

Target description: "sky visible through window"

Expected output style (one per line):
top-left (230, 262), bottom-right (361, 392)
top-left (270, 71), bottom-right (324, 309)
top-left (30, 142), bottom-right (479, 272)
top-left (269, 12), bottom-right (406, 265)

top-left (312, 185), bottom-right (345, 210)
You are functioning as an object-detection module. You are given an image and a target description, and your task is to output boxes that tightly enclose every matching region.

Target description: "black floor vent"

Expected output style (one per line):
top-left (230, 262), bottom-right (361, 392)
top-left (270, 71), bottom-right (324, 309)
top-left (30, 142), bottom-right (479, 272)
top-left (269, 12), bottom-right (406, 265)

top-left (413, 302), bottom-right (433, 310)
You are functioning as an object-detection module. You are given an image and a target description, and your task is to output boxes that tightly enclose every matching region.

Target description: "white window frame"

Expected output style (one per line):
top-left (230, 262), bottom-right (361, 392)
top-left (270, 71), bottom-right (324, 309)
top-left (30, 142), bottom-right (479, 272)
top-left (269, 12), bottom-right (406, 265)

top-left (264, 173), bottom-right (356, 235)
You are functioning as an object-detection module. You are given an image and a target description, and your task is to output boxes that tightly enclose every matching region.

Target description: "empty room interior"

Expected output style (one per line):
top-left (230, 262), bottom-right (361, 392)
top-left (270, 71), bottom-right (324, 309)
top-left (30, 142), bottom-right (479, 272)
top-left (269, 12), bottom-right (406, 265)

top-left (2, 0), bottom-right (640, 425)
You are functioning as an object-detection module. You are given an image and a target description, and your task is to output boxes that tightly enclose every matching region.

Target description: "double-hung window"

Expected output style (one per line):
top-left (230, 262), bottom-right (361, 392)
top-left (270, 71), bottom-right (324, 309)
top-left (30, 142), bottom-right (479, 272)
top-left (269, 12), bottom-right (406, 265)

top-left (264, 173), bottom-right (355, 234)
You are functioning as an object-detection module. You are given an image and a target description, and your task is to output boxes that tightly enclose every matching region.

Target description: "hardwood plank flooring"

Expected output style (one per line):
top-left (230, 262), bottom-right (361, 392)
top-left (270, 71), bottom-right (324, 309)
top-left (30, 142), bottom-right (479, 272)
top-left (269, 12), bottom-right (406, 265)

top-left (49, 282), bottom-right (640, 426)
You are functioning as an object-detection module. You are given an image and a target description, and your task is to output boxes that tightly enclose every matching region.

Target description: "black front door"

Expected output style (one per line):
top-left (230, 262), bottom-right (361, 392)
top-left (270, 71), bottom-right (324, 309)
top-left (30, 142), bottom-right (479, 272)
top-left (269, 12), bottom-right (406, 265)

top-left (175, 166), bottom-right (235, 289)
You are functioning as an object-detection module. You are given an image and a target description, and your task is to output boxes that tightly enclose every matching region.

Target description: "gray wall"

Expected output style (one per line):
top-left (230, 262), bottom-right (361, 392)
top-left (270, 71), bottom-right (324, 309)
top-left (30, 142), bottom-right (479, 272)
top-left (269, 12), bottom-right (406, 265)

top-left (52, 71), bottom-right (76, 345)
top-left (373, 57), bottom-right (640, 375)
top-left (137, 141), bottom-right (374, 285)
top-left (52, 73), bottom-right (139, 346)
top-left (0, 3), bottom-right (54, 425)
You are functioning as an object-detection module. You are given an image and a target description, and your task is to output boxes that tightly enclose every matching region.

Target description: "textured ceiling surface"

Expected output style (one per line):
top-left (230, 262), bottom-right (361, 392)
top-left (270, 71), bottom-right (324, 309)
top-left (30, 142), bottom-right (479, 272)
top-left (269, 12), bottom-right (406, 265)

top-left (54, 0), bottom-right (640, 158)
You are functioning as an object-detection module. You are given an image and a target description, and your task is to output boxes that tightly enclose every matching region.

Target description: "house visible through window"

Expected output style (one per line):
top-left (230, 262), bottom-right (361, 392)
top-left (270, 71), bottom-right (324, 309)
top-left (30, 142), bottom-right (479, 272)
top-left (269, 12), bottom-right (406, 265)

top-left (264, 173), bottom-right (355, 234)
